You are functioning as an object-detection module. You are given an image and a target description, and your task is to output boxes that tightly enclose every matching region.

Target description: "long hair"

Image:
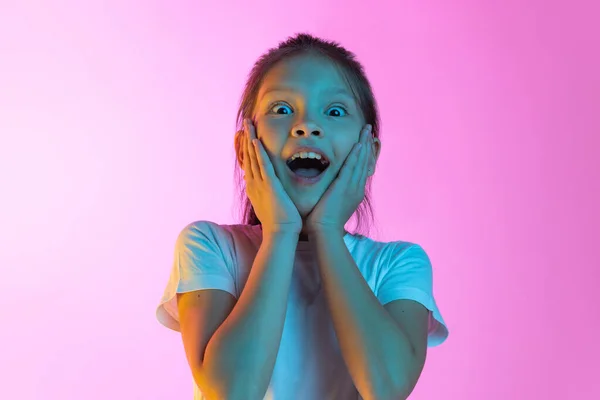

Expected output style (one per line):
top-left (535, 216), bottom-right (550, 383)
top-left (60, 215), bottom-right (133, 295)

top-left (232, 32), bottom-right (381, 237)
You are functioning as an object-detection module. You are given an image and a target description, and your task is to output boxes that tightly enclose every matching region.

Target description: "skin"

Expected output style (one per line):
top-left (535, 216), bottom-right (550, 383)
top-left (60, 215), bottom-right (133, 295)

top-left (241, 52), bottom-right (381, 238)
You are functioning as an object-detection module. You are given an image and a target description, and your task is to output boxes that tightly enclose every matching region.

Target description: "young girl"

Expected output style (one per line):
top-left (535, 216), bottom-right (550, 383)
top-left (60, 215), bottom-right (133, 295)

top-left (156, 33), bottom-right (449, 400)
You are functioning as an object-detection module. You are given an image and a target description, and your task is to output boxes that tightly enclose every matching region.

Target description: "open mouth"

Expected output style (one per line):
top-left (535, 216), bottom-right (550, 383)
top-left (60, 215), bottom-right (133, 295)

top-left (286, 156), bottom-right (330, 178)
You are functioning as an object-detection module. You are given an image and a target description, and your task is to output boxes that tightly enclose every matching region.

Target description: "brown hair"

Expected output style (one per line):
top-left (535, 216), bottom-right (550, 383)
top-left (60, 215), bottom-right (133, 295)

top-left (233, 32), bottom-right (381, 238)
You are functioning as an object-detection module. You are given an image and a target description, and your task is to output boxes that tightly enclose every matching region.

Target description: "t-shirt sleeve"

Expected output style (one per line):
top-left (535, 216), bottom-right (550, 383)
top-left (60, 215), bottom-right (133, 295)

top-left (155, 221), bottom-right (237, 332)
top-left (376, 243), bottom-right (449, 347)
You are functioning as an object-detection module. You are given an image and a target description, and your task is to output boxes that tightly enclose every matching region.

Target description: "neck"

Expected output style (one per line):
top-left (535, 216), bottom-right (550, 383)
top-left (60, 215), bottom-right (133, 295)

top-left (298, 229), bottom-right (348, 242)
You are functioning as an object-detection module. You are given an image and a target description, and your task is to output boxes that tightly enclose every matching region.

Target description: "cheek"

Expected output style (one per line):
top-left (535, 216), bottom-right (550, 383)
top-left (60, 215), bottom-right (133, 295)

top-left (333, 142), bottom-right (355, 164)
top-left (258, 136), bottom-right (284, 165)
top-left (255, 125), bottom-right (285, 155)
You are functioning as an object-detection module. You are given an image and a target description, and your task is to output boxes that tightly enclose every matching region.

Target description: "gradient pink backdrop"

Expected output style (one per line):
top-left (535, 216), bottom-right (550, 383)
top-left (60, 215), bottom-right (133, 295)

top-left (1, 1), bottom-right (599, 399)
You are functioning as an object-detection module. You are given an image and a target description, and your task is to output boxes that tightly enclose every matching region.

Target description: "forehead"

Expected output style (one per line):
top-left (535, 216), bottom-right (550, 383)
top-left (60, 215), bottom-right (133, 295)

top-left (257, 54), bottom-right (354, 101)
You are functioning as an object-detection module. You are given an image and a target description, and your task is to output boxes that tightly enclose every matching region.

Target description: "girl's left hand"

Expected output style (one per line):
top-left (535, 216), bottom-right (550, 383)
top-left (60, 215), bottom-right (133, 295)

top-left (305, 124), bottom-right (373, 235)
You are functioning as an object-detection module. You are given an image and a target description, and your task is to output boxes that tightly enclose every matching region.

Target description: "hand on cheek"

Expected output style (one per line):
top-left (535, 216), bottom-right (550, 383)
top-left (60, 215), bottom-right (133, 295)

top-left (305, 124), bottom-right (373, 234)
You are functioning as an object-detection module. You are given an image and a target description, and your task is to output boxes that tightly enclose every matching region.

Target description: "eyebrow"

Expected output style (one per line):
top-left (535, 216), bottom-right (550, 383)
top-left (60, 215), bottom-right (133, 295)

top-left (259, 86), bottom-right (355, 103)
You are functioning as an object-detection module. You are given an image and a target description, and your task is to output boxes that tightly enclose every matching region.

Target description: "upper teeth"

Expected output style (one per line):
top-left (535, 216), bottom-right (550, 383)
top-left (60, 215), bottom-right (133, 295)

top-left (289, 152), bottom-right (327, 162)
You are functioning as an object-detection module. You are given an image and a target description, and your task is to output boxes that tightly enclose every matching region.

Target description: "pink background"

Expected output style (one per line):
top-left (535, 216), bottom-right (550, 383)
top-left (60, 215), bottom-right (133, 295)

top-left (1, 1), bottom-right (598, 399)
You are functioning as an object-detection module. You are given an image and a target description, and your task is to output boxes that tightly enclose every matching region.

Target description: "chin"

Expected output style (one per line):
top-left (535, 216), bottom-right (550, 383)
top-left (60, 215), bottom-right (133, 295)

top-left (281, 170), bottom-right (333, 213)
top-left (294, 199), bottom-right (317, 217)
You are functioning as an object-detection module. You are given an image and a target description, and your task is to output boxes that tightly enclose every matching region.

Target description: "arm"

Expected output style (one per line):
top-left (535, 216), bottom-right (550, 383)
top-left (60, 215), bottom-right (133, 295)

top-left (310, 229), bottom-right (427, 400)
top-left (199, 230), bottom-right (298, 400)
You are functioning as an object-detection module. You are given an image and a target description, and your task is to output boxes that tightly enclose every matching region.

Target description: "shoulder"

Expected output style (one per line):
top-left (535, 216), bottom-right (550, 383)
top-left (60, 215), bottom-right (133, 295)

top-left (384, 241), bottom-right (432, 273)
top-left (176, 220), bottom-right (260, 250)
top-left (351, 234), bottom-right (432, 276)
top-left (388, 241), bottom-right (430, 261)
top-left (176, 220), bottom-right (222, 244)
top-left (349, 233), bottom-right (426, 261)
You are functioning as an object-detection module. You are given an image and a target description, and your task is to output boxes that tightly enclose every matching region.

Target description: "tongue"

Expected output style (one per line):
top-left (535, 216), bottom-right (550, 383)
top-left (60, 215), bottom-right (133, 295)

top-left (294, 168), bottom-right (322, 178)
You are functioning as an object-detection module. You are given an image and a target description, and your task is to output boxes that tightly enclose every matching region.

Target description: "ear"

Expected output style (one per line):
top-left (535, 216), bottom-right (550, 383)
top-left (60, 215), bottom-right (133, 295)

top-left (368, 137), bottom-right (382, 176)
top-left (235, 129), bottom-right (244, 169)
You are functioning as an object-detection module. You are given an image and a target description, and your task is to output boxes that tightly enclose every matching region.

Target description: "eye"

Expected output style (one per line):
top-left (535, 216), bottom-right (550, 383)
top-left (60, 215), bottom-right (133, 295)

top-left (269, 102), bottom-right (293, 115)
top-left (268, 102), bottom-right (349, 117)
top-left (327, 105), bottom-right (348, 117)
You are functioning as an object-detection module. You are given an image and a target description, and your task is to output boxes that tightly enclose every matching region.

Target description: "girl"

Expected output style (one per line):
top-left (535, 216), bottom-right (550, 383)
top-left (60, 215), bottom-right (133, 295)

top-left (156, 33), bottom-right (449, 400)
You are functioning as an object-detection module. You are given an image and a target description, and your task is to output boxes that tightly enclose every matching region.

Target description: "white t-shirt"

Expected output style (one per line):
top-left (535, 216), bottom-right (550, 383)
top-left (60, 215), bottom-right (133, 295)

top-left (156, 220), bottom-right (449, 399)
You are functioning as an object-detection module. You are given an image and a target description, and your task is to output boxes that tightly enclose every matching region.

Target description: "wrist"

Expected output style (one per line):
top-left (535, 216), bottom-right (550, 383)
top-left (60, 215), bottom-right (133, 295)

top-left (261, 227), bottom-right (302, 240)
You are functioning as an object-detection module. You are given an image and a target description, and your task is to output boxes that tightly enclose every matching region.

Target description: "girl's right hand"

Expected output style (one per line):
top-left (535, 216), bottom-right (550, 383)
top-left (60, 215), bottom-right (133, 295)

top-left (242, 119), bottom-right (303, 235)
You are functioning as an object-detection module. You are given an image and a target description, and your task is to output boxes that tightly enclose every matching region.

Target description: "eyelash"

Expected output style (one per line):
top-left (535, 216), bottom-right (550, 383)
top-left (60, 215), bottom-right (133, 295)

top-left (268, 101), bottom-right (349, 116)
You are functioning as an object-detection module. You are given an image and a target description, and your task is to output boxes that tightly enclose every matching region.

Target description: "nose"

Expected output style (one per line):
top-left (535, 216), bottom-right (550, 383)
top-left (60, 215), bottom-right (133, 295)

top-left (292, 125), bottom-right (322, 137)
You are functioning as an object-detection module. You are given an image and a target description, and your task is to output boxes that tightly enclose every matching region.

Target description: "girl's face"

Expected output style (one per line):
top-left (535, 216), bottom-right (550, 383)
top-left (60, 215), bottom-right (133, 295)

top-left (250, 53), bottom-right (380, 218)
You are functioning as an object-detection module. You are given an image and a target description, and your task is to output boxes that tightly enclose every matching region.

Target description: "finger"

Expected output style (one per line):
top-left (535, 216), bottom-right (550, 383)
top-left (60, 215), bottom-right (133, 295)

top-left (242, 123), bottom-right (253, 181)
top-left (362, 124), bottom-right (372, 173)
top-left (367, 128), bottom-right (375, 173)
top-left (339, 124), bottom-right (368, 183)
top-left (252, 137), bottom-right (276, 183)
top-left (359, 136), bottom-right (370, 185)
top-left (340, 141), bottom-right (362, 183)
top-left (350, 125), bottom-right (369, 180)
top-left (353, 142), bottom-right (366, 184)
top-left (247, 120), bottom-right (262, 181)
top-left (362, 124), bottom-right (371, 146)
